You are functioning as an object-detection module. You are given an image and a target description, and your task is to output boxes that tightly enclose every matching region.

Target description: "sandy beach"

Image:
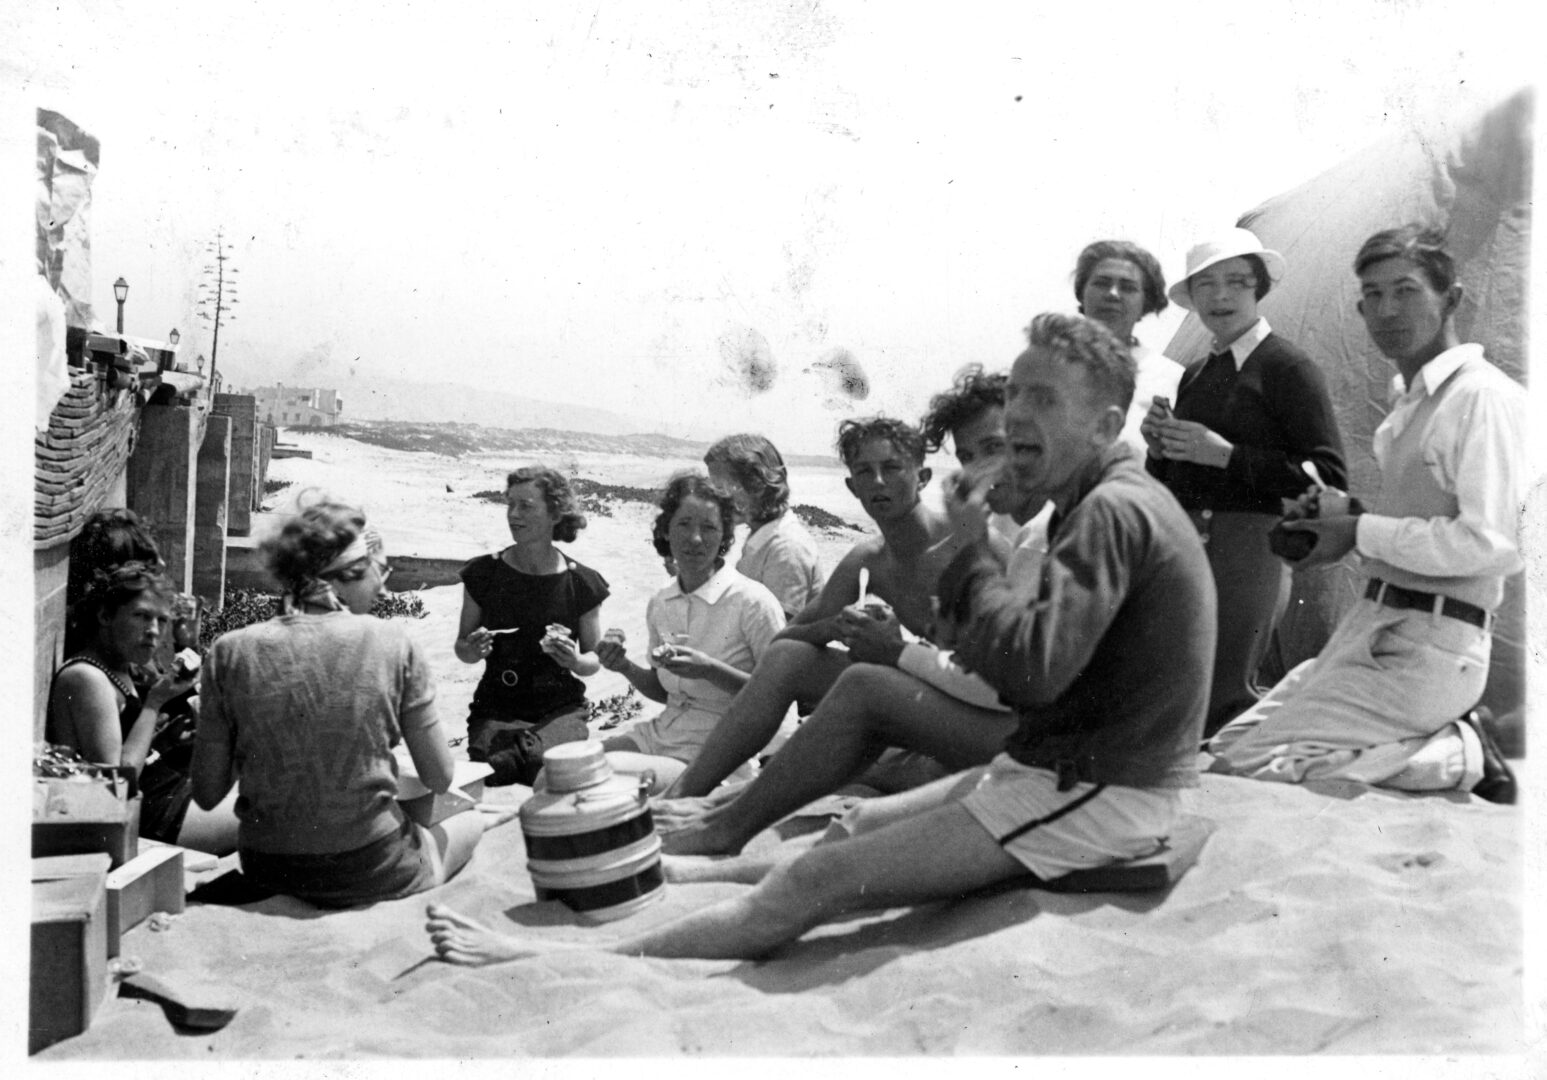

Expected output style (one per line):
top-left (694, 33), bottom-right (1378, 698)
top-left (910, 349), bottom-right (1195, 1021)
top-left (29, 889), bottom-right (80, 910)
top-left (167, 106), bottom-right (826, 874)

top-left (37, 429), bottom-right (1528, 1062)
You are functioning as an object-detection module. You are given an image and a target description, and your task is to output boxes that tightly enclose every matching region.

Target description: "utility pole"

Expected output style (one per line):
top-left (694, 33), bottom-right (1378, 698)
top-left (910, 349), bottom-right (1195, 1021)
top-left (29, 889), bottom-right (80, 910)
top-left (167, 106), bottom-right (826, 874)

top-left (196, 229), bottom-right (240, 399)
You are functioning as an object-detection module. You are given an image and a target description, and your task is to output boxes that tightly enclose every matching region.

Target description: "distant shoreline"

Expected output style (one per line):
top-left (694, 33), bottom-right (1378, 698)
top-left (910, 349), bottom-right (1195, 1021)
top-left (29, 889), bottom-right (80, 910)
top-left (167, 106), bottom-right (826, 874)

top-left (298, 419), bottom-right (841, 470)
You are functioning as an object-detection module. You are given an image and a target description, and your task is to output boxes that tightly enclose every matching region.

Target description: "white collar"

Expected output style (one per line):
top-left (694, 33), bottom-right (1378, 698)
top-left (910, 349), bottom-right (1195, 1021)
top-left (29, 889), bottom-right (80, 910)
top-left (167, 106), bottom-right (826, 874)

top-left (1216, 317), bottom-right (1272, 371)
top-left (1404, 343), bottom-right (1483, 398)
top-left (662, 564), bottom-right (735, 604)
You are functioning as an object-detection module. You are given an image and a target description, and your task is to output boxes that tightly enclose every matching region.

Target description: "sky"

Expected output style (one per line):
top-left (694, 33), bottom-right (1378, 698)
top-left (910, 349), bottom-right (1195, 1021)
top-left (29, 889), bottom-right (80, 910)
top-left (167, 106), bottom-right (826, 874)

top-left (4, 0), bottom-right (1537, 457)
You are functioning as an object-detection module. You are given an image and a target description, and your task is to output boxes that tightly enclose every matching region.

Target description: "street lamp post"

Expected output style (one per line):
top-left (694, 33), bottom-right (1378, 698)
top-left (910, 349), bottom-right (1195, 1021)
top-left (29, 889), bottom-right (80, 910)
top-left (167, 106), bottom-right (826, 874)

top-left (169, 328), bottom-right (180, 346)
top-left (113, 277), bottom-right (129, 333)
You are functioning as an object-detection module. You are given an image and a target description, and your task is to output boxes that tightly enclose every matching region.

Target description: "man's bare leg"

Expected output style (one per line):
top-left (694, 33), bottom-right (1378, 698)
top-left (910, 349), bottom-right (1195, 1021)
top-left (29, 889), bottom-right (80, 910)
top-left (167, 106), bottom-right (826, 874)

top-left (661, 831), bottom-right (827, 885)
top-left (660, 766), bottom-right (986, 885)
top-left (427, 800), bottom-right (1023, 963)
top-left (663, 664), bottom-right (1014, 855)
top-left (664, 640), bottom-right (851, 798)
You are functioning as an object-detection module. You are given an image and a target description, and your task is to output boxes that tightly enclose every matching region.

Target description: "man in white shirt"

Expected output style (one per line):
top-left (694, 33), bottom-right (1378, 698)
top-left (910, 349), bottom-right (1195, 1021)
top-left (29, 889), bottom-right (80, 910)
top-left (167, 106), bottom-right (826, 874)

top-left (1207, 225), bottom-right (1525, 802)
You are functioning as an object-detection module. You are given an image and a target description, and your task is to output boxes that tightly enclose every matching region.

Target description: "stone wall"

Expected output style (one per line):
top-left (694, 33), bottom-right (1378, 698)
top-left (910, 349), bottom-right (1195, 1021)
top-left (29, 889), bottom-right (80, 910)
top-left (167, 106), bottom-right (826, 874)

top-left (213, 394), bottom-right (257, 535)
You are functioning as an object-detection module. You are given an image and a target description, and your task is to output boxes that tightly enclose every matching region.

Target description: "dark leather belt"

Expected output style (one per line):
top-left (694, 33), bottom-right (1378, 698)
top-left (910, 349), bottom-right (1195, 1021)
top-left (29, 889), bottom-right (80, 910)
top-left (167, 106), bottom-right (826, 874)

top-left (1365, 579), bottom-right (1489, 629)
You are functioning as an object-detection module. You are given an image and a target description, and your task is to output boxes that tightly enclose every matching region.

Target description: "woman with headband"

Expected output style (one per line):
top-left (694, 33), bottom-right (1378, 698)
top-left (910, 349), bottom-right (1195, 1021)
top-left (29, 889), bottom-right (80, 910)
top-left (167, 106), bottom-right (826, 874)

top-left (192, 495), bottom-right (503, 907)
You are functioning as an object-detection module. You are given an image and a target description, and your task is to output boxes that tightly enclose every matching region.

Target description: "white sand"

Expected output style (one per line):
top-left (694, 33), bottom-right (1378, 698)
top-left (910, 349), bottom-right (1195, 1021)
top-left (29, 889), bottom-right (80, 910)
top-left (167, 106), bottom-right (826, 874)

top-left (39, 429), bottom-right (1528, 1060)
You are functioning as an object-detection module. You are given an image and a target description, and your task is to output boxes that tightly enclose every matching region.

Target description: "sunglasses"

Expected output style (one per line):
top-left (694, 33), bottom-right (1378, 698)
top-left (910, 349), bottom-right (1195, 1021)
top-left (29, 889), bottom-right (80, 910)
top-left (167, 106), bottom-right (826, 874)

top-left (326, 558), bottom-right (393, 584)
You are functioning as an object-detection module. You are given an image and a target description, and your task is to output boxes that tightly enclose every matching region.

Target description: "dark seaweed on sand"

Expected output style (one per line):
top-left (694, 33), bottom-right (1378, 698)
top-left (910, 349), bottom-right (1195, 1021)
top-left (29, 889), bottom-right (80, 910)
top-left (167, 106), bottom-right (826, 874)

top-left (588, 687), bottom-right (645, 730)
top-left (791, 504), bottom-right (862, 533)
top-left (198, 586), bottom-right (427, 649)
top-left (473, 485), bottom-right (860, 533)
top-left (471, 478), bottom-right (656, 519)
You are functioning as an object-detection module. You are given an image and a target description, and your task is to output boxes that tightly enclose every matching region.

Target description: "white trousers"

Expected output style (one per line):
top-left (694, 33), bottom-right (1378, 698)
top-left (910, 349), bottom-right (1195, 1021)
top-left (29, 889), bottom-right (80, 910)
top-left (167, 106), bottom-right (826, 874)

top-left (1207, 598), bottom-right (1490, 791)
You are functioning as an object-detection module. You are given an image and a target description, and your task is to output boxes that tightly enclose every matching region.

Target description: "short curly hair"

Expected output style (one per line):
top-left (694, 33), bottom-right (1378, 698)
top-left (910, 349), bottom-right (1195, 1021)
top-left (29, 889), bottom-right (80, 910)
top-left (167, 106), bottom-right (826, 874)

top-left (261, 494), bottom-right (371, 592)
top-left (835, 416), bottom-right (926, 468)
top-left (68, 508), bottom-right (162, 607)
top-left (75, 560), bottom-right (176, 631)
top-left (651, 472), bottom-right (738, 561)
top-left (918, 365), bottom-right (1007, 454)
top-left (505, 466), bottom-right (587, 543)
top-left (704, 434), bottom-right (791, 523)
top-left (1073, 240), bottom-right (1169, 319)
top-left (1023, 312), bottom-right (1137, 414)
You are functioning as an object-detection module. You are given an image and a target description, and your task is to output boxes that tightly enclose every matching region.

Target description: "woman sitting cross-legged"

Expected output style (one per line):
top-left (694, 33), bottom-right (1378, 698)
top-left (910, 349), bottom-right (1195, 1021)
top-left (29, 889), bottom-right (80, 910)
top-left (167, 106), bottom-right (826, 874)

top-left (595, 473), bottom-right (786, 794)
top-left (191, 496), bottom-right (511, 908)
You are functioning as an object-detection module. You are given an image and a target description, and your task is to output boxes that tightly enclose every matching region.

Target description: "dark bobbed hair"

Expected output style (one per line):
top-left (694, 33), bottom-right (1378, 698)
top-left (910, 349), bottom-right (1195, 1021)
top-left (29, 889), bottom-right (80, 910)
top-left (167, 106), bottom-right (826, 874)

top-left (703, 434), bottom-right (791, 523)
top-left (919, 365), bottom-right (1007, 454)
top-left (260, 493), bottom-right (368, 593)
top-left (835, 416), bottom-right (926, 468)
top-left (68, 509), bottom-right (162, 607)
top-left (1241, 254), bottom-right (1273, 302)
top-left (1023, 312), bottom-right (1137, 415)
top-left (1354, 224), bottom-right (1456, 293)
top-left (76, 561), bottom-right (176, 632)
top-left (506, 466), bottom-right (587, 543)
top-left (1073, 240), bottom-right (1169, 318)
top-left (651, 472), bottom-right (738, 561)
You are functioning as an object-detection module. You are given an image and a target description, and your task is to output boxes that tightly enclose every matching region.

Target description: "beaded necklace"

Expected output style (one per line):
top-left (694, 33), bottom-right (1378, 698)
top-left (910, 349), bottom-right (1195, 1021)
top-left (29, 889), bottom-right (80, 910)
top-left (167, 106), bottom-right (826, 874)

top-left (63, 655), bottom-right (138, 702)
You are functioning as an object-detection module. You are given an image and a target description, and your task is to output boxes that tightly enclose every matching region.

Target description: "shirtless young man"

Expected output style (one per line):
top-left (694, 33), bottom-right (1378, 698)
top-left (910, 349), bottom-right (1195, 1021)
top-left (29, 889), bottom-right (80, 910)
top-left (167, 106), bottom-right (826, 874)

top-left (423, 312), bottom-right (1213, 964)
top-left (655, 371), bottom-right (1052, 854)
top-left (660, 416), bottom-right (957, 799)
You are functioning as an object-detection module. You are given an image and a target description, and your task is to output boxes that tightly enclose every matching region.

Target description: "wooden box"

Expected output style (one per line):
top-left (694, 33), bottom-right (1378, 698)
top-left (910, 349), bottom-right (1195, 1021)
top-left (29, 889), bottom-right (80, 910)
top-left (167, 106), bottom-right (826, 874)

top-left (30, 869), bottom-right (110, 1053)
top-left (33, 773), bottom-right (141, 869)
top-left (104, 847), bottom-right (185, 956)
top-left (396, 759), bottom-right (492, 827)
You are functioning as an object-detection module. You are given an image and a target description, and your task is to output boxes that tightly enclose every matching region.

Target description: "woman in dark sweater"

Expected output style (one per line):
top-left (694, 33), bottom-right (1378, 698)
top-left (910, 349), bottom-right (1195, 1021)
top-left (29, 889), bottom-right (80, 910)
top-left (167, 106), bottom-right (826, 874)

top-left (1142, 228), bottom-right (1345, 736)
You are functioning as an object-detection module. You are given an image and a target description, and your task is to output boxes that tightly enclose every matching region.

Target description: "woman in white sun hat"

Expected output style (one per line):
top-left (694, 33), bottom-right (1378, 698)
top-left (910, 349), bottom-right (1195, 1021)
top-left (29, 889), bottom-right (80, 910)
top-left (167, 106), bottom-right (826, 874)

top-left (1141, 227), bottom-right (1346, 737)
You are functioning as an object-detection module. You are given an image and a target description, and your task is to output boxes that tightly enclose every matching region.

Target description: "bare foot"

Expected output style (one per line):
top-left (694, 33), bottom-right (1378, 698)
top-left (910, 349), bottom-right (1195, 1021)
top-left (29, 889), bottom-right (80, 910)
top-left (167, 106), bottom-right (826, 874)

top-left (425, 903), bottom-right (542, 967)
top-left (659, 816), bottom-right (745, 856)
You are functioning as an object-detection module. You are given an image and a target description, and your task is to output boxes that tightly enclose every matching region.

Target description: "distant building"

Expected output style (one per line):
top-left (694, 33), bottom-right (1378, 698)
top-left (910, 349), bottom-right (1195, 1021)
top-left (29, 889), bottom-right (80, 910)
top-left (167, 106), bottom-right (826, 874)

top-left (248, 383), bottom-right (343, 427)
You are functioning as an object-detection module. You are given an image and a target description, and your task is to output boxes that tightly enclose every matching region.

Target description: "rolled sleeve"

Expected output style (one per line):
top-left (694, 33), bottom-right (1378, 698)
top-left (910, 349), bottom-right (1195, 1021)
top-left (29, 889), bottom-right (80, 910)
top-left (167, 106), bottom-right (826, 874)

top-left (741, 586), bottom-right (788, 663)
top-left (896, 641), bottom-right (1008, 710)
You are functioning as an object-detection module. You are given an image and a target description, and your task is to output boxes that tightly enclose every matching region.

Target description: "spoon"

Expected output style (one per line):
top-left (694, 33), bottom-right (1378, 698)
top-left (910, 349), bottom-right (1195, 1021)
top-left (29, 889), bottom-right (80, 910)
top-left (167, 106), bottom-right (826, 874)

top-left (1301, 461), bottom-right (1327, 491)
